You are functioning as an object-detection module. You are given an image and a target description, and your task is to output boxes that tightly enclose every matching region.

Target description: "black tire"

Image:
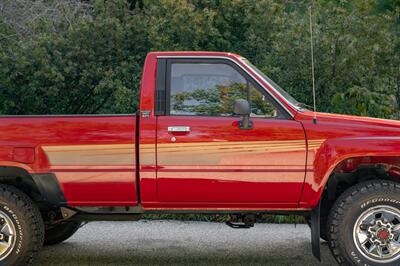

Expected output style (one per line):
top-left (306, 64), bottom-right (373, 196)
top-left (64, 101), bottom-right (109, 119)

top-left (0, 184), bottom-right (44, 266)
top-left (328, 180), bottom-right (400, 266)
top-left (44, 221), bottom-right (82, 246)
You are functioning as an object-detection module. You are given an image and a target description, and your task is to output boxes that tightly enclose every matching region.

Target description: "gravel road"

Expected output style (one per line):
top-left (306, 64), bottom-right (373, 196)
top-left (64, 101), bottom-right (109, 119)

top-left (34, 221), bottom-right (338, 266)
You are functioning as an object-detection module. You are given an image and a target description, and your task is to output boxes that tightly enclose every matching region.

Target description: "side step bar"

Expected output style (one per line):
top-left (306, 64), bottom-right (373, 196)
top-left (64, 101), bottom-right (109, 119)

top-left (59, 205), bottom-right (143, 222)
top-left (226, 214), bottom-right (256, 229)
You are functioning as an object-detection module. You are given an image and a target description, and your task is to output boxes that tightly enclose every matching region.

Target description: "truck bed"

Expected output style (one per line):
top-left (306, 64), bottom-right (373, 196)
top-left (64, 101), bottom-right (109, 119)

top-left (0, 114), bottom-right (138, 206)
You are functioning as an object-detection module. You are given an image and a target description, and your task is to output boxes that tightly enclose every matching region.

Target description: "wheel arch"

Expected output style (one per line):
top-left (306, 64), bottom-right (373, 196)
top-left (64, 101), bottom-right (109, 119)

top-left (0, 165), bottom-right (41, 201)
top-left (319, 155), bottom-right (400, 217)
top-left (0, 165), bottom-right (66, 209)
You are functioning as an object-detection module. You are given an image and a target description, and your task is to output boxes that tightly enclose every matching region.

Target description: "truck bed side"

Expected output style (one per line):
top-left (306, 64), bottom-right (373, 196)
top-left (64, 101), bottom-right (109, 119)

top-left (0, 115), bottom-right (138, 206)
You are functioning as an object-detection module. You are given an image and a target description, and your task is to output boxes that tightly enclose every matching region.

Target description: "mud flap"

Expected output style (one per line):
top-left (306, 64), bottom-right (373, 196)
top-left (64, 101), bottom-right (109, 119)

top-left (310, 200), bottom-right (321, 262)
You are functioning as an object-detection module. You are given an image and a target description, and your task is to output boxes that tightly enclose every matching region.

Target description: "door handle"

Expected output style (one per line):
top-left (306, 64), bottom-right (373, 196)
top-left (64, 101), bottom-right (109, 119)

top-left (168, 126), bottom-right (191, 133)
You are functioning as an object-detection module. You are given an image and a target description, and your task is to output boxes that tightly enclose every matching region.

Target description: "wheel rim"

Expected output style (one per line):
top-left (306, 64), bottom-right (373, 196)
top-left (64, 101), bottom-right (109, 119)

top-left (353, 205), bottom-right (400, 263)
top-left (0, 210), bottom-right (16, 261)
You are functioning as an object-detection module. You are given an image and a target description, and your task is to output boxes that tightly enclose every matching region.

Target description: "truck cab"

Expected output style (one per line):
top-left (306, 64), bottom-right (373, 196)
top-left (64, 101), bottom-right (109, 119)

top-left (139, 52), bottom-right (307, 208)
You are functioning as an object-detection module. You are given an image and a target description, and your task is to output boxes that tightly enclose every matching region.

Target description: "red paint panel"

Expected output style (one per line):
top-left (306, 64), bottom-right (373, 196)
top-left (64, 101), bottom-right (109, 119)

top-left (57, 171), bottom-right (137, 206)
top-left (156, 116), bottom-right (306, 203)
top-left (13, 147), bottom-right (35, 164)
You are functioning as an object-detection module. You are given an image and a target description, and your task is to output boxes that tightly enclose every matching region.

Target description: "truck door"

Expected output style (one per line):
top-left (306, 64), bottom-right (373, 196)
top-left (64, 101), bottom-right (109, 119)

top-left (155, 58), bottom-right (306, 204)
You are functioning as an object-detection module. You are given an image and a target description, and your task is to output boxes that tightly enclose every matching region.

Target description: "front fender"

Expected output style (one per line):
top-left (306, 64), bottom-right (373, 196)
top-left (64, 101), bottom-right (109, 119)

top-left (300, 137), bottom-right (400, 208)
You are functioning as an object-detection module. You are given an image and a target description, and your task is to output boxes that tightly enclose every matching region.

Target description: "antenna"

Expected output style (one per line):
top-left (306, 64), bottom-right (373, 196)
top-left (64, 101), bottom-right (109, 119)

top-left (309, 5), bottom-right (317, 124)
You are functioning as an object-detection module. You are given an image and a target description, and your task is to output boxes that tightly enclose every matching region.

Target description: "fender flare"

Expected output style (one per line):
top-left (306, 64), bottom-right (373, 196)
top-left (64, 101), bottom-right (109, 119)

top-left (31, 173), bottom-right (66, 206)
top-left (304, 136), bottom-right (400, 207)
top-left (0, 164), bottom-right (66, 206)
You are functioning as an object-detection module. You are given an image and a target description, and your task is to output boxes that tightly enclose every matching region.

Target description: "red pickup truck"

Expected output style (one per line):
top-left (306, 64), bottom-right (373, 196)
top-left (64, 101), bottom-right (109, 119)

top-left (1, 51), bottom-right (400, 265)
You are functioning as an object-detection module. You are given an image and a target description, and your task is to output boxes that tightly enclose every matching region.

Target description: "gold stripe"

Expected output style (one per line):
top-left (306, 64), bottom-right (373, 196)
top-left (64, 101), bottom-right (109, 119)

top-left (157, 140), bottom-right (306, 148)
top-left (42, 139), bottom-right (325, 166)
top-left (42, 144), bottom-right (135, 152)
top-left (42, 144), bottom-right (135, 166)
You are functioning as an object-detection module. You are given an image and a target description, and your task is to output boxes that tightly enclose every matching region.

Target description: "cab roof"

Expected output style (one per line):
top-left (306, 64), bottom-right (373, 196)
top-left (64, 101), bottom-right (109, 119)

top-left (147, 51), bottom-right (242, 59)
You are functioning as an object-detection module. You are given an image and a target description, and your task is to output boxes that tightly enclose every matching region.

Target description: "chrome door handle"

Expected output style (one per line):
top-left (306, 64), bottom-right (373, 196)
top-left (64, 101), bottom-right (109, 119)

top-left (168, 126), bottom-right (191, 133)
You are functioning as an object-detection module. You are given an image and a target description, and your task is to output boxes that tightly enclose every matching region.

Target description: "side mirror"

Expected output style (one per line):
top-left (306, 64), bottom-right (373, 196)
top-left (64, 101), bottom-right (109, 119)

top-left (233, 99), bottom-right (253, 129)
top-left (233, 99), bottom-right (250, 115)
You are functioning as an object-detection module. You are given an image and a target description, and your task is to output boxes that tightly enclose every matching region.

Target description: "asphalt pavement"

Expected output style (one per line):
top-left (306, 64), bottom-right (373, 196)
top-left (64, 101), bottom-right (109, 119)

top-left (34, 220), bottom-right (338, 265)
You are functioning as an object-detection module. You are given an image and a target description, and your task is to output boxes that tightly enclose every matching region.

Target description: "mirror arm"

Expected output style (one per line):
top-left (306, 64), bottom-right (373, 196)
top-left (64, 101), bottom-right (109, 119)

top-left (239, 115), bottom-right (253, 130)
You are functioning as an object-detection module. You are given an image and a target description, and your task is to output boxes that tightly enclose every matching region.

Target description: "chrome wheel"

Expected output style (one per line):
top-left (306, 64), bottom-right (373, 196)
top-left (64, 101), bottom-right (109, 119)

top-left (353, 205), bottom-right (400, 263)
top-left (0, 210), bottom-right (16, 261)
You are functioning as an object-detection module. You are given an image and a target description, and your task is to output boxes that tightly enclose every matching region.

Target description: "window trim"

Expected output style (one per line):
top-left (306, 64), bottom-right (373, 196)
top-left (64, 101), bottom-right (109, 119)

top-left (162, 58), bottom-right (291, 120)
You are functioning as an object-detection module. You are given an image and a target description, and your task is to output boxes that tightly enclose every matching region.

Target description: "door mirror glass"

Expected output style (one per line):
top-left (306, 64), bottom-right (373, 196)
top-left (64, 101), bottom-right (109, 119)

top-left (233, 99), bottom-right (250, 115)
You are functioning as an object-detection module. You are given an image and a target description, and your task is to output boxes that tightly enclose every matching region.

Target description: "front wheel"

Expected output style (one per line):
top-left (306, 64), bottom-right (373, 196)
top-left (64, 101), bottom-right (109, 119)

top-left (328, 180), bottom-right (400, 265)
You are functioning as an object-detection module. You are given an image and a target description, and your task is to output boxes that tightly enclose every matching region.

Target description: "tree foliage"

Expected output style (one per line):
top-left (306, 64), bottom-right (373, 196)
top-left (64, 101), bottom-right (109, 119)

top-left (0, 0), bottom-right (398, 118)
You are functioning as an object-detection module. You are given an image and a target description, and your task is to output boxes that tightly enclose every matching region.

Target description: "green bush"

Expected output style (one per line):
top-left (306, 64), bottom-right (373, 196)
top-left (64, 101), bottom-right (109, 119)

top-left (0, 0), bottom-right (399, 118)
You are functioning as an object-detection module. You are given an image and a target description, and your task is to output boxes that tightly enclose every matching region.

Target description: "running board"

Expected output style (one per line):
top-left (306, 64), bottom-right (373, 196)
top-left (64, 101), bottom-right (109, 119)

top-left (61, 205), bottom-right (143, 222)
top-left (226, 214), bottom-right (256, 229)
top-left (73, 205), bottom-right (144, 214)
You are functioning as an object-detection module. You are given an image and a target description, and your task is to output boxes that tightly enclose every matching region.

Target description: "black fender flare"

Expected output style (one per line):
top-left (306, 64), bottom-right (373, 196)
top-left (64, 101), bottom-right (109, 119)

top-left (31, 173), bottom-right (66, 206)
top-left (0, 166), bottom-right (66, 206)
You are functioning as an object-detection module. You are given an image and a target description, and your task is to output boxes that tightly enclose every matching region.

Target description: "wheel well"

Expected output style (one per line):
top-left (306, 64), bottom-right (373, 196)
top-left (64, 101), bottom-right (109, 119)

top-left (0, 166), bottom-right (46, 209)
top-left (320, 156), bottom-right (400, 222)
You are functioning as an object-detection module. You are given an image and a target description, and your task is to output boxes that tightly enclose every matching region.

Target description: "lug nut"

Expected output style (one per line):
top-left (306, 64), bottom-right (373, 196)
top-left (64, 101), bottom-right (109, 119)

top-left (360, 224), bottom-right (368, 230)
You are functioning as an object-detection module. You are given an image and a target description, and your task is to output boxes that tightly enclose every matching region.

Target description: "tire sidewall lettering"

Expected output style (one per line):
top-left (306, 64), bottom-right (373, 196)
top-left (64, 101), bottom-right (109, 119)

top-left (1, 204), bottom-right (23, 256)
top-left (350, 251), bottom-right (371, 266)
top-left (361, 198), bottom-right (400, 209)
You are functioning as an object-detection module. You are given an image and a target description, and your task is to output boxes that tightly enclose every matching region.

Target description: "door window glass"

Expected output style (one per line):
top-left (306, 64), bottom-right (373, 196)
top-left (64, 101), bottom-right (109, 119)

top-left (249, 84), bottom-right (278, 118)
top-left (169, 63), bottom-right (278, 118)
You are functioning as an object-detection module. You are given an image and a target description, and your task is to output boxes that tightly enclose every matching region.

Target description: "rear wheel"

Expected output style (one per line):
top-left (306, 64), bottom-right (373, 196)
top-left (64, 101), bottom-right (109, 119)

top-left (0, 184), bottom-right (44, 265)
top-left (328, 180), bottom-right (400, 265)
top-left (44, 221), bottom-right (82, 246)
